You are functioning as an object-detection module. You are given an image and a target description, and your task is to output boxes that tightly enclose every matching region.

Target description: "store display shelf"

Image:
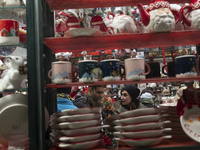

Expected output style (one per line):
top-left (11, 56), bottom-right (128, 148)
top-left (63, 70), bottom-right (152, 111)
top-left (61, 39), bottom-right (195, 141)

top-left (46, 0), bottom-right (190, 9)
top-left (0, 6), bottom-right (26, 9)
top-left (44, 30), bottom-right (200, 53)
top-left (44, 76), bottom-right (200, 88)
top-left (0, 88), bottom-right (27, 94)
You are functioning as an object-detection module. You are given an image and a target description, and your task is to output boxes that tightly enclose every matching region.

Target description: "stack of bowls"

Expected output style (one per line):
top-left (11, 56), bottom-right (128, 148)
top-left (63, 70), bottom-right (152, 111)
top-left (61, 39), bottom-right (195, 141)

top-left (113, 108), bottom-right (172, 148)
top-left (50, 107), bottom-right (104, 149)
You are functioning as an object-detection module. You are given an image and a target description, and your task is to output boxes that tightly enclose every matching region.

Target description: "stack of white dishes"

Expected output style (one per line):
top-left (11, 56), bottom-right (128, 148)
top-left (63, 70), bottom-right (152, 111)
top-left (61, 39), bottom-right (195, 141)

top-left (50, 107), bottom-right (105, 149)
top-left (113, 108), bottom-right (172, 148)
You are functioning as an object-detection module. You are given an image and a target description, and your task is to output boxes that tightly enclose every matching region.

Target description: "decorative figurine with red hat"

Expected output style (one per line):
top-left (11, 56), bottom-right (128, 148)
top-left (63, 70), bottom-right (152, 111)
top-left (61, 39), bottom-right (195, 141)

top-left (90, 15), bottom-right (107, 32)
top-left (137, 0), bottom-right (180, 33)
top-left (65, 16), bottom-right (81, 32)
top-left (55, 11), bottom-right (69, 37)
top-left (180, 0), bottom-right (200, 30)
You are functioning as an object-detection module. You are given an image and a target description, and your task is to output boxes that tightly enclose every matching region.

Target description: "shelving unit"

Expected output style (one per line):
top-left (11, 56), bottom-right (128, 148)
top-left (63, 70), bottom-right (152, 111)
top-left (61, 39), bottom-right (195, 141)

top-left (26, 0), bottom-right (200, 149)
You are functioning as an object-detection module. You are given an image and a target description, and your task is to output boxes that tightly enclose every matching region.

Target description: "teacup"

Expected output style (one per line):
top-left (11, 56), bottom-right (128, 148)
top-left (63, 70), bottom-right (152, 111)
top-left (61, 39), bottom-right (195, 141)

top-left (125, 58), bottom-right (151, 80)
top-left (0, 19), bottom-right (19, 45)
top-left (78, 60), bottom-right (102, 82)
top-left (100, 59), bottom-right (123, 81)
top-left (48, 61), bottom-right (72, 84)
top-left (175, 55), bottom-right (197, 77)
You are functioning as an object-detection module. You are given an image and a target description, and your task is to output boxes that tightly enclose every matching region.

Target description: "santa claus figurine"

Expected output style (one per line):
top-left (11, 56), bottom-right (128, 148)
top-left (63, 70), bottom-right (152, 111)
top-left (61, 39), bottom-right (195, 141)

top-left (137, 0), bottom-right (180, 33)
top-left (180, 0), bottom-right (200, 30)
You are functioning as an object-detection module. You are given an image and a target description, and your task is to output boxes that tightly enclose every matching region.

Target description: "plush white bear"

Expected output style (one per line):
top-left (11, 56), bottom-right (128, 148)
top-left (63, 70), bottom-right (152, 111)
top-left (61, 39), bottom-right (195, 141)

top-left (0, 56), bottom-right (27, 91)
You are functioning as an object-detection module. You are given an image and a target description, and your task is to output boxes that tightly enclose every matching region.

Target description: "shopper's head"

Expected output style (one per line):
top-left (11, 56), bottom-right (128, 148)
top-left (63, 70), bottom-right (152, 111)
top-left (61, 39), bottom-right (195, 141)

top-left (121, 85), bottom-right (140, 108)
top-left (88, 85), bottom-right (105, 103)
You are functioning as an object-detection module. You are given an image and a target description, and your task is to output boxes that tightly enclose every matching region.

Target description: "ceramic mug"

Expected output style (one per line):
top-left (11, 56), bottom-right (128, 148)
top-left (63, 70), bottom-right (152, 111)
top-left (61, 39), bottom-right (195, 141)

top-left (100, 59), bottom-right (123, 81)
top-left (48, 61), bottom-right (72, 84)
top-left (78, 60), bottom-right (102, 82)
top-left (175, 55), bottom-right (197, 77)
top-left (5, 0), bottom-right (21, 6)
top-left (145, 62), bottom-right (161, 78)
top-left (162, 61), bottom-right (176, 77)
top-left (0, 19), bottom-right (19, 45)
top-left (125, 58), bottom-right (151, 80)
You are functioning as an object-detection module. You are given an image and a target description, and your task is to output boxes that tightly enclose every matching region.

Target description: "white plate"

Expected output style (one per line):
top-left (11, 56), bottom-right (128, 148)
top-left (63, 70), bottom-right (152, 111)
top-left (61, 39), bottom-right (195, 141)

top-left (51, 107), bottom-right (101, 118)
top-left (114, 114), bottom-right (168, 126)
top-left (0, 94), bottom-right (28, 141)
top-left (115, 135), bottom-right (172, 147)
top-left (58, 139), bottom-right (101, 150)
top-left (51, 120), bottom-right (102, 130)
top-left (51, 133), bottom-right (101, 143)
top-left (119, 108), bottom-right (161, 118)
top-left (114, 121), bottom-right (171, 132)
top-left (114, 128), bottom-right (171, 139)
top-left (51, 125), bottom-right (109, 137)
top-left (180, 105), bottom-right (200, 143)
top-left (65, 28), bottom-right (104, 37)
top-left (51, 113), bottom-right (101, 123)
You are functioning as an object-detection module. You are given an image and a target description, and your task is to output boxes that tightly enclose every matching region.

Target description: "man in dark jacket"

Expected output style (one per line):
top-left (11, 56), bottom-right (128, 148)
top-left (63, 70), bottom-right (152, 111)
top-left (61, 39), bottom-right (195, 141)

top-left (73, 85), bottom-right (105, 108)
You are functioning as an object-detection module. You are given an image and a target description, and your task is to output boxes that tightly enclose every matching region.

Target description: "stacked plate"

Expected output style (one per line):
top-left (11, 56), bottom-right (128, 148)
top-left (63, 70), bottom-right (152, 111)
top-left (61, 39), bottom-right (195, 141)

top-left (50, 107), bottom-right (104, 149)
top-left (113, 108), bottom-right (172, 148)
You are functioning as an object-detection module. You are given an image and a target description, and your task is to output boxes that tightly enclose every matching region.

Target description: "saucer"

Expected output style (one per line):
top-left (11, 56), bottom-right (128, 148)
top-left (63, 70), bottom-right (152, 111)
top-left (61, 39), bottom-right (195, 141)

top-left (180, 105), bottom-right (200, 143)
top-left (114, 114), bottom-right (168, 126)
top-left (51, 113), bottom-right (101, 123)
top-left (114, 121), bottom-right (171, 132)
top-left (115, 135), bottom-right (172, 147)
top-left (119, 108), bottom-right (161, 119)
top-left (58, 139), bottom-right (101, 149)
top-left (51, 120), bottom-right (102, 130)
top-left (114, 128), bottom-right (171, 139)
top-left (65, 28), bottom-right (104, 37)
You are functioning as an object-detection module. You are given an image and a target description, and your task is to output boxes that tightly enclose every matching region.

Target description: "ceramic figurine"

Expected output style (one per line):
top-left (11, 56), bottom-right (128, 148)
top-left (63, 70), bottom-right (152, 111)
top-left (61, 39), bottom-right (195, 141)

top-left (0, 56), bottom-right (27, 91)
top-left (180, 0), bottom-right (200, 30)
top-left (137, 0), bottom-right (180, 33)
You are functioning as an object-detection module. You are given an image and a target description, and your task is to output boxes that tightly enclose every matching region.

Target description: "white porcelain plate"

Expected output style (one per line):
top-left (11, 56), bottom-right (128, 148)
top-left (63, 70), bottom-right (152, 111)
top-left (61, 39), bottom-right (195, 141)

top-left (115, 135), bottom-right (172, 147)
top-left (180, 105), bottom-right (200, 143)
top-left (58, 139), bottom-right (101, 150)
top-left (114, 128), bottom-right (171, 139)
top-left (51, 113), bottom-right (101, 123)
top-left (65, 28), bottom-right (104, 37)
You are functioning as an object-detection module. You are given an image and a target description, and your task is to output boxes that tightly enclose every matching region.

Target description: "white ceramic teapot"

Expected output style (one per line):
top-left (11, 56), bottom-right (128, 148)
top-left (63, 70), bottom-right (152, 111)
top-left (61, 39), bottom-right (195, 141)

top-left (180, 0), bottom-right (200, 30)
top-left (137, 0), bottom-right (180, 32)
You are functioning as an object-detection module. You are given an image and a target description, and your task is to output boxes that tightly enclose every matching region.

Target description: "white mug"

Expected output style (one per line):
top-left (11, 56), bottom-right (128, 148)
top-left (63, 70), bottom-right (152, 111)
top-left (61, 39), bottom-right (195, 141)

top-left (125, 58), bottom-right (151, 80)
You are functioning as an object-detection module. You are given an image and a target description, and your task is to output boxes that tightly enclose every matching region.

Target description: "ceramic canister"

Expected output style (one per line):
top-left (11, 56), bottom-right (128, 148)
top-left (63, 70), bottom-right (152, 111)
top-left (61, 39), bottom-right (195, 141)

top-left (125, 58), bottom-right (150, 80)
top-left (48, 61), bottom-right (72, 84)
top-left (175, 55), bottom-right (197, 77)
top-left (0, 19), bottom-right (19, 45)
top-left (100, 59), bottom-right (121, 81)
top-left (78, 60), bottom-right (102, 82)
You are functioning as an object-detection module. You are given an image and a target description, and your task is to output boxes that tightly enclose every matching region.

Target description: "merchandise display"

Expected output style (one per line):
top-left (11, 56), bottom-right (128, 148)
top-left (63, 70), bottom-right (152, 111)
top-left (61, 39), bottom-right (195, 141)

top-left (1, 0), bottom-right (200, 150)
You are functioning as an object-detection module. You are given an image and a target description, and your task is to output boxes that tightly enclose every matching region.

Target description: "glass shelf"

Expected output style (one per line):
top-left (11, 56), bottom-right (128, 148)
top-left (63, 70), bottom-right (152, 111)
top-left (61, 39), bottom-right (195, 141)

top-left (0, 6), bottom-right (26, 9)
top-left (46, 0), bottom-right (190, 9)
top-left (0, 88), bottom-right (27, 94)
top-left (44, 76), bottom-right (200, 88)
top-left (44, 30), bottom-right (200, 53)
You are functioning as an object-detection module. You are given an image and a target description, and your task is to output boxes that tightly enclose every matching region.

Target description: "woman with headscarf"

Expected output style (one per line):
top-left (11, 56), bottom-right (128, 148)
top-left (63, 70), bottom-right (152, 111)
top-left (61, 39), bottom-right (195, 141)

top-left (117, 84), bottom-right (146, 113)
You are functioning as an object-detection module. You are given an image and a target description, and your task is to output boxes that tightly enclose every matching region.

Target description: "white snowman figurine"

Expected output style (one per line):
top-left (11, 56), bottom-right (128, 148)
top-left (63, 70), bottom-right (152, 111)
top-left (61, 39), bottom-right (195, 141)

top-left (137, 0), bottom-right (180, 32)
top-left (0, 56), bottom-right (27, 91)
top-left (180, 0), bottom-right (200, 30)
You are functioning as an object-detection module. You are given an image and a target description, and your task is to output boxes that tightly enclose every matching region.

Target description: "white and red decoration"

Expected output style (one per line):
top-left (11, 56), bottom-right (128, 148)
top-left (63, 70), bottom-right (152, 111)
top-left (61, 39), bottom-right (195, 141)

top-left (0, 19), bottom-right (19, 45)
top-left (137, 0), bottom-right (180, 32)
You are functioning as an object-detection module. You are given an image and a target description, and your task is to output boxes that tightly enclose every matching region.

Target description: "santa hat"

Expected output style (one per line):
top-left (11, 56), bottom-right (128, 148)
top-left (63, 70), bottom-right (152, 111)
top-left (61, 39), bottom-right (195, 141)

top-left (147, 0), bottom-right (170, 12)
top-left (90, 15), bottom-right (107, 32)
top-left (58, 11), bottom-right (70, 18)
top-left (66, 16), bottom-right (81, 30)
top-left (190, 0), bottom-right (200, 9)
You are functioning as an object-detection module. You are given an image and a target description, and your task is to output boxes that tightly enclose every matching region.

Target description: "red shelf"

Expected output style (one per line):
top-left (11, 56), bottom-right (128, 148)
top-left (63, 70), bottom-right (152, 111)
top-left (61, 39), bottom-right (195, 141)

top-left (44, 30), bottom-right (200, 53)
top-left (44, 76), bottom-right (200, 88)
top-left (46, 0), bottom-right (191, 9)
